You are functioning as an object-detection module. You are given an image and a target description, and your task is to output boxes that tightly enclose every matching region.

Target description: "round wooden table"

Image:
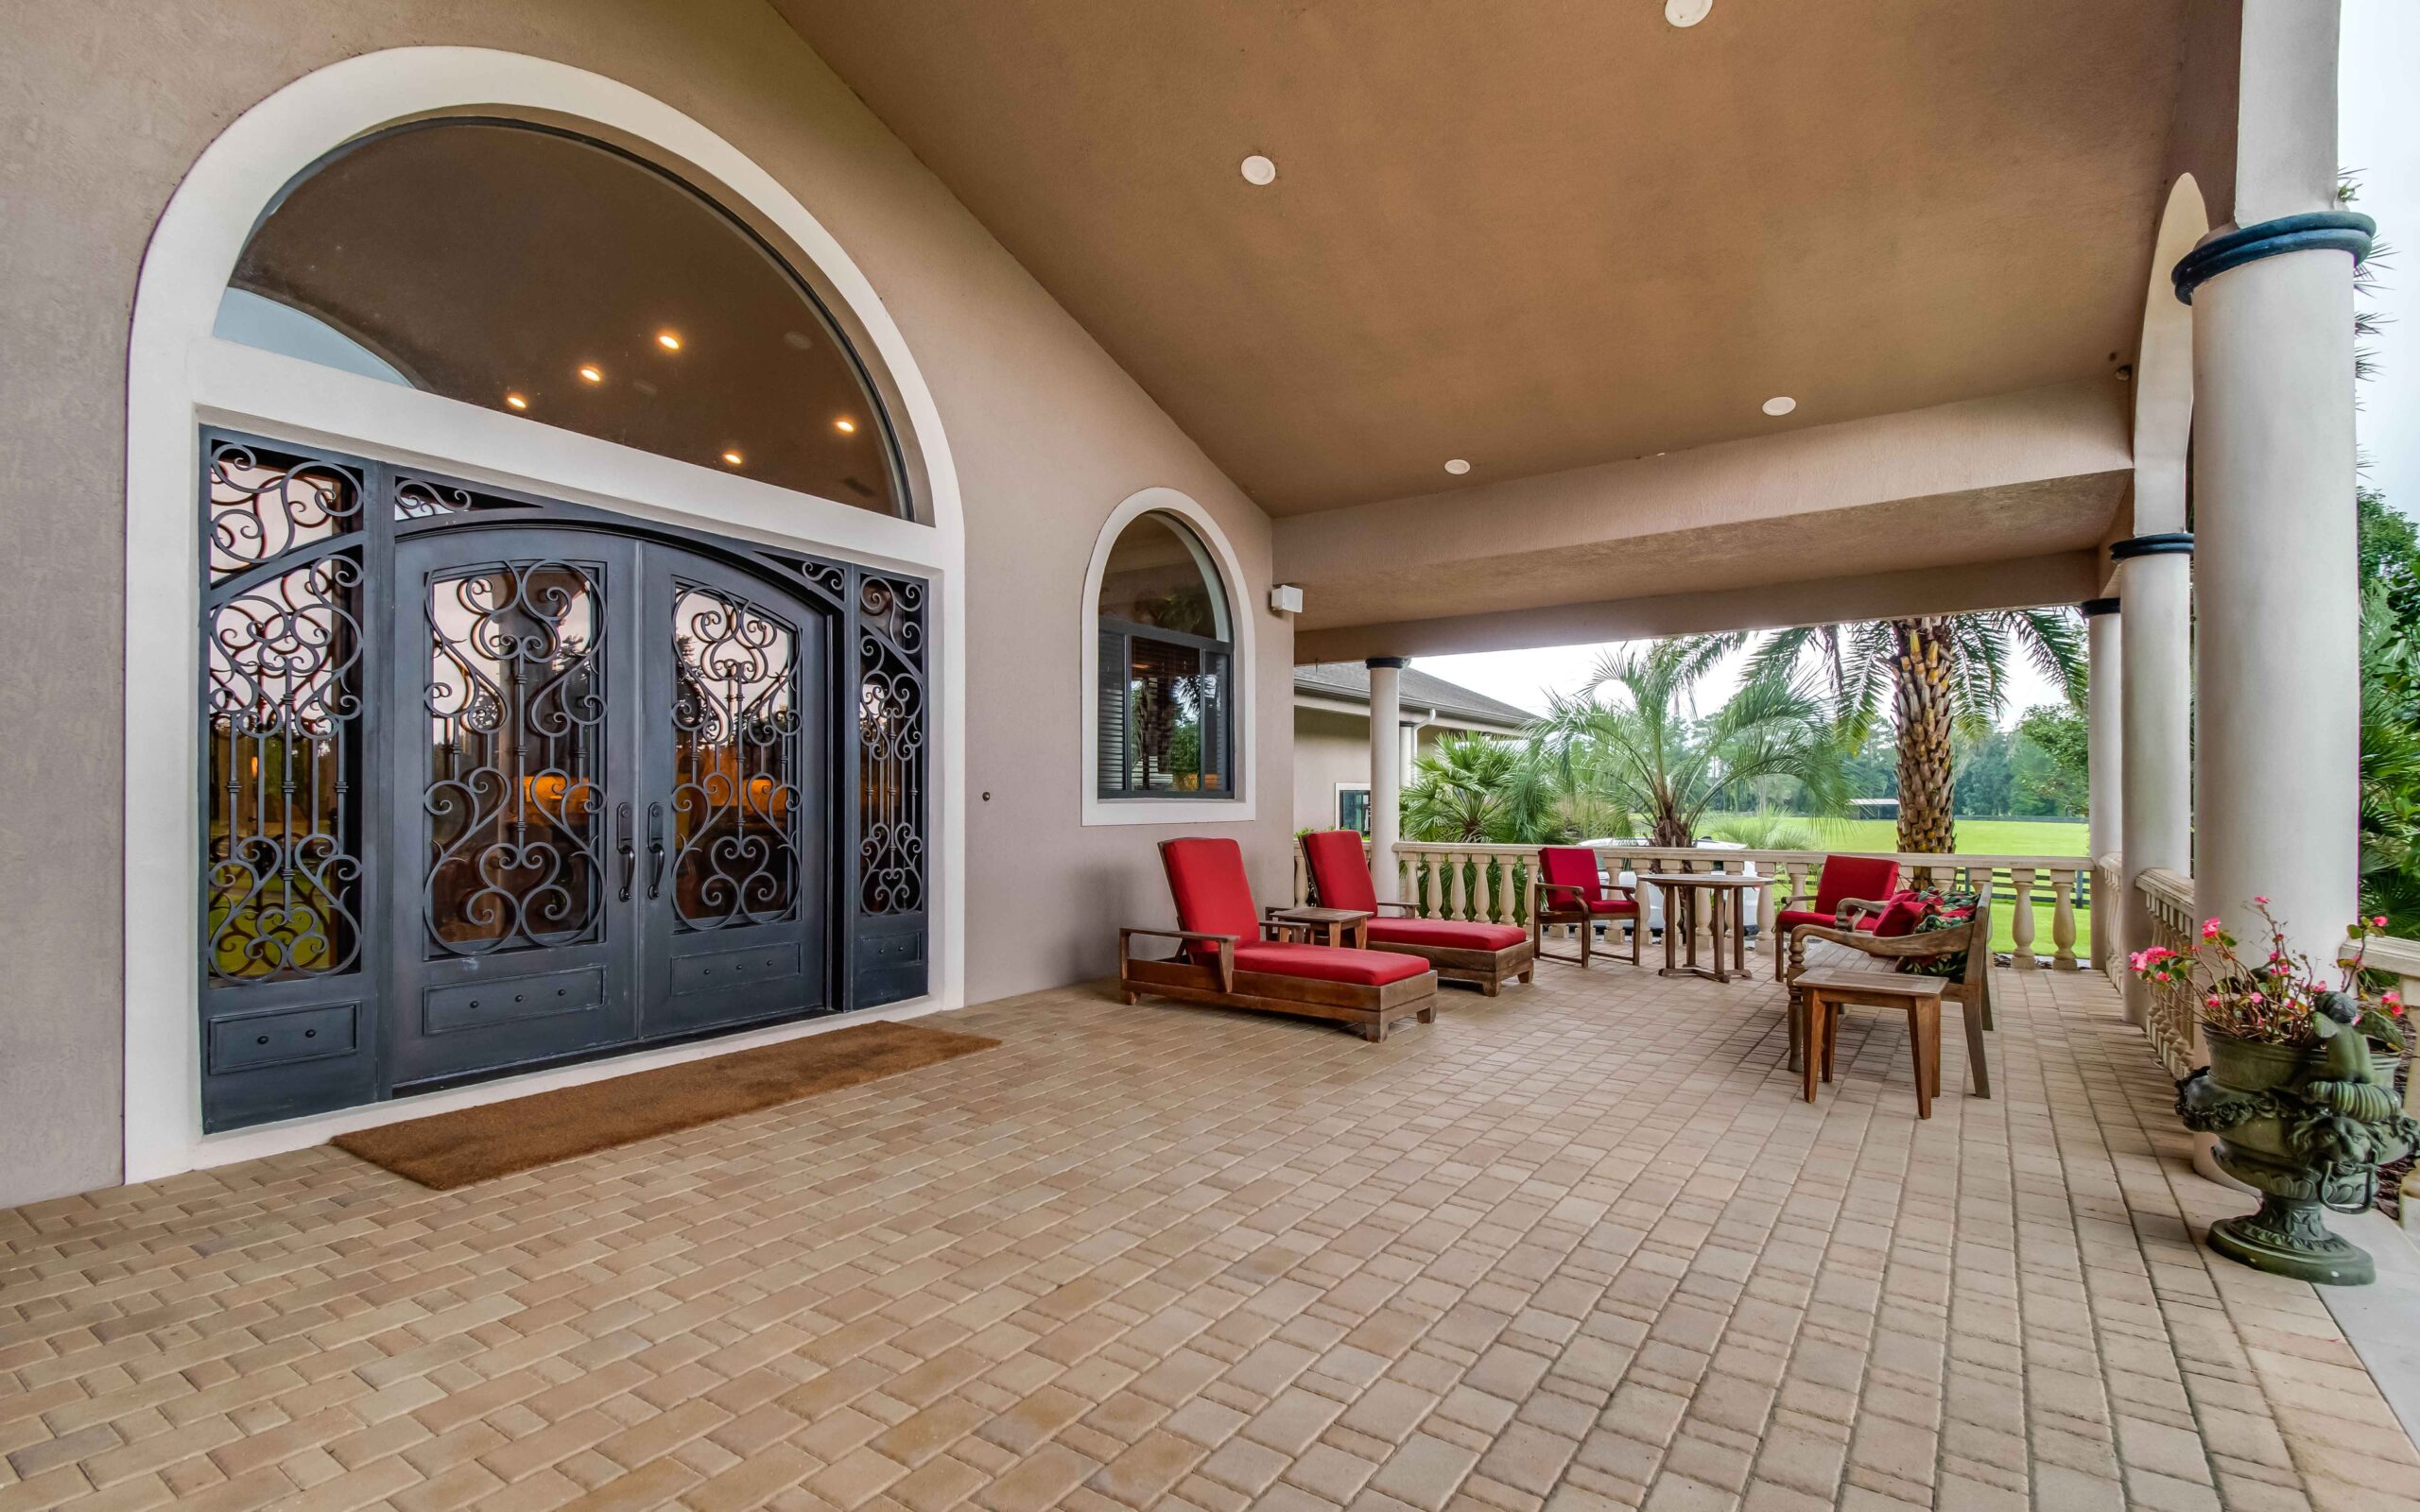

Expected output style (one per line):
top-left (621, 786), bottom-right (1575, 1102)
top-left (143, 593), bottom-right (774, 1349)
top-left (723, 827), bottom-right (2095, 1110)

top-left (1638, 872), bottom-right (1761, 983)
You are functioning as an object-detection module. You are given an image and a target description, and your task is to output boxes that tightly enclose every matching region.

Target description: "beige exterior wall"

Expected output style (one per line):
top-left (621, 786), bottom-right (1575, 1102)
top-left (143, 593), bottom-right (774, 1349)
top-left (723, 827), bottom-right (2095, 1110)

top-left (1, 2), bottom-right (1288, 1204)
top-left (1290, 705), bottom-right (1507, 833)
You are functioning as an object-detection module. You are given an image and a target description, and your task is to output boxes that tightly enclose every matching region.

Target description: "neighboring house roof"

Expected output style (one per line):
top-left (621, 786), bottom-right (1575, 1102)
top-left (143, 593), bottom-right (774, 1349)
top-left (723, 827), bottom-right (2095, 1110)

top-left (1292, 662), bottom-right (1533, 731)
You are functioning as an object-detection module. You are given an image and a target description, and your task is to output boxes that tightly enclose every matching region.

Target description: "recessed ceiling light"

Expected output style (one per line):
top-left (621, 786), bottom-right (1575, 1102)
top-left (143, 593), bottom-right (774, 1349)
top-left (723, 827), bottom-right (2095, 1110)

top-left (656, 331), bottom-right (683, 352)
top-left (1443, 458), bottom-right (1471, 475)
top-left (1240, 154), bottom-right (1277, 186)
top-left (578, 364), bottom-right (604, 385)
top-left (504, 392), bottom-right (528, 411)
top-left (835, 418), bottom-right (857, 434)
top-left (1761, 396), bottom-right (1796, 416)
top-left (721, 450), bottom-right (744, 467)
top-left (1666, 0), bottom-right (1713, 26)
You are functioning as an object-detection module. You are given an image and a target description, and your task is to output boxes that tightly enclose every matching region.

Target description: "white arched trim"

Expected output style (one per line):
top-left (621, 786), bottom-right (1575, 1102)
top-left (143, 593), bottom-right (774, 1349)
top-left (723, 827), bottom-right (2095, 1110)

top-left (2133, 173), bottom-right (2209, 540)
top-left (1080, 488), bottom-right (1258, 825)
top-left (124, 47), bottom-right (966, 1181)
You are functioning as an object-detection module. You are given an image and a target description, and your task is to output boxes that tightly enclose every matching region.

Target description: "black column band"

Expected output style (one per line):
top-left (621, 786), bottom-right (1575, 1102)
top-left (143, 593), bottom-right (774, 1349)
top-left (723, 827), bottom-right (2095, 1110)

top-left (2081, 597), bottom-right (2120, 617)
top-left (2111, 533), bottom-right (2194, 561)
top-left (2172, 211), bottom-right (2376, 305)
top-left (1365, 656), bottom-right (1409, 670)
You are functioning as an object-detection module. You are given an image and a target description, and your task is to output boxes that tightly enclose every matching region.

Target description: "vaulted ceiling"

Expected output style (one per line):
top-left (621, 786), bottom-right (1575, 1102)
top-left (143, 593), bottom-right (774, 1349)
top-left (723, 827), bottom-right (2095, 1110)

top-left (777, 0), bottom-right (2199, 516)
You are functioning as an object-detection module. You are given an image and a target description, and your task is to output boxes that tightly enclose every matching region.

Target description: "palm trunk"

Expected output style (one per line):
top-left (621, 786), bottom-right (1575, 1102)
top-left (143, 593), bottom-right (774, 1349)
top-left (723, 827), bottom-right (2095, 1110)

top-left (1891, 617), bottom-right (1958, 854)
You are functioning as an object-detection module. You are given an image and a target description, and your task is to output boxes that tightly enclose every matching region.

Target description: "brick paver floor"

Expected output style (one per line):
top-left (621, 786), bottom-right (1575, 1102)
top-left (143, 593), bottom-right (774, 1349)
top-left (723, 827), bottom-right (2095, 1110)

top-left (8, 957), bottom-right (2420, 1512)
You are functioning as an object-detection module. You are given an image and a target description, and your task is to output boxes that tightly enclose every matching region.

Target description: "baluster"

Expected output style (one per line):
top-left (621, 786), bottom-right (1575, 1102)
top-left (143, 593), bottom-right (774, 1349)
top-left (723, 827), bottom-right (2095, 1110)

top-left (1293, 846), bottom-right (1310, 907)
top-left (1439, 850), bottom-right (1461, 920)
top-left (2010, 867), bottom-right (2038, 970)
top-left (2050, 867), bottom-right (2078, 971)
top-left (1409, 850), bottom-right (1430, 916)
top-left (1486, 855), bottom-right (1506, 922)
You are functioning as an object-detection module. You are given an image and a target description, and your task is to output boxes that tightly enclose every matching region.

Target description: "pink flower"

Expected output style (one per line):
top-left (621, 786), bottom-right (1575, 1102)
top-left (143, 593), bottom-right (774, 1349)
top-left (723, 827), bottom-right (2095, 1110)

top-left (2203, 919), bottom-right (2224, 939)
top-left (2376, 915), bottom-right (2391, 929)
top-left (2205, 993), bottom-right (2221, 1008)
top-left (2255, 896), bottom-right (2270, 906)
top-left (2249, 991), bottom-right (2265, 1005)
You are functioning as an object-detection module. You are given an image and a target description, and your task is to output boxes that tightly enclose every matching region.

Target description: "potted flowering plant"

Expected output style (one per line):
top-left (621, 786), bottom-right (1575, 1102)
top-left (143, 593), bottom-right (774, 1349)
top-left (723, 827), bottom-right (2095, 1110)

top-left (2133, 901), bottom-right (2416, 1284)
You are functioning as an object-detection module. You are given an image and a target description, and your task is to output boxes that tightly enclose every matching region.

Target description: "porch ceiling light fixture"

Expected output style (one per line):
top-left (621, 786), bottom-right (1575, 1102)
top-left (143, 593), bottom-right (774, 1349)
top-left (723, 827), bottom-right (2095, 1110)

top-left (504, 392), bottom-right (528, 411)
top-left (1240, 154), bottom-right (1277, 186)
top-left (1761, 395), bottom-right (1795, 416)
top-left (656, 331), bottom-right (683, 352)
top-left (578, 364), bottom-right (604, 384)
top-left (835, 418), bottom-right (857, 433)
top-left (720, 450), bottom-right (744, 467)
top-left (1665, 0), bottom-right (1713, 26)
top-left (1443, 458), bottom-right (1471, 474)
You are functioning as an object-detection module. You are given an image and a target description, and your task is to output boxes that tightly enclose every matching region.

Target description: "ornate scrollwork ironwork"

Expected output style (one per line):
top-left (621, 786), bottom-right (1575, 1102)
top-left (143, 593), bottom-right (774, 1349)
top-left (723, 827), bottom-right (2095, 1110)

top-left (204, 552), bottom-right (367, 982)
top-left (421, 559), bottom-right (610, 955)
top-left (394, 476), bottom-right (475, 520)
top-left (206, 440), bottom-right (363, 583)
top-left (856, 573), bottom-right (926, 916)
top-left (669, 585), bottom-right (803, 931)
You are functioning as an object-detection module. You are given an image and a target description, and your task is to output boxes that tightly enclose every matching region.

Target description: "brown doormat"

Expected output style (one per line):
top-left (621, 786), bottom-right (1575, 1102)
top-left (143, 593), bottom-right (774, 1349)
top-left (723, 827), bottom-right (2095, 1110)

top-left (332, 1021), bottom-right (998, 1189)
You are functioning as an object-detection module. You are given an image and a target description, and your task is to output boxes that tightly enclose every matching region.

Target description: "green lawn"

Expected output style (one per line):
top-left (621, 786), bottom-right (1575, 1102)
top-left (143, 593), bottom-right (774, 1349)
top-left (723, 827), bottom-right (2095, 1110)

top-left (1781, 816), bottom-right (2088, 858)
top-left (1721, 814), bottom-right (2093, 960)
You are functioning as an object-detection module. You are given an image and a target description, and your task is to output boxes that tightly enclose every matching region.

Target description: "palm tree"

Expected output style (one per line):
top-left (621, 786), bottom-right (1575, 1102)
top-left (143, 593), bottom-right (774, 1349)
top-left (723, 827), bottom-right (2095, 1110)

top-left (1529, 640), bottom-right (1849, 848)
top-left (1733, 612), bottom-right (2083, 854)
top-left (1399, 732), bottom-right (1560, 844)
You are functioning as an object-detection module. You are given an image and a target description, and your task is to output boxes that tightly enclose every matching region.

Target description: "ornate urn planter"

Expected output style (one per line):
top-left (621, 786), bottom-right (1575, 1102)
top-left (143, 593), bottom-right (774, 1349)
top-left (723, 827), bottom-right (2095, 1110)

top-left (2178, 1028), bottom-right (2414, 1285)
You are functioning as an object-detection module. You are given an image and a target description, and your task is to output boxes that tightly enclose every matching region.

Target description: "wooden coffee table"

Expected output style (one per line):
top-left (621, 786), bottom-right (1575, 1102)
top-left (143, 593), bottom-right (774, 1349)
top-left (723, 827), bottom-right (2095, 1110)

top-left (1793, 965), bottom-right (1948, 1118)
top-left (1269, 906), bottom-right (1372, 948)
top-left (1638, 872), bottom-right (1759, 982)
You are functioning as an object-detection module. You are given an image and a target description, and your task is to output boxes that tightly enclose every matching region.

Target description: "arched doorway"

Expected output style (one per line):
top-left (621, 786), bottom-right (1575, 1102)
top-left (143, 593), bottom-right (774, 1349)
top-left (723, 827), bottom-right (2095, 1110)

top-left (127, 52), bottom-right (964, 1171)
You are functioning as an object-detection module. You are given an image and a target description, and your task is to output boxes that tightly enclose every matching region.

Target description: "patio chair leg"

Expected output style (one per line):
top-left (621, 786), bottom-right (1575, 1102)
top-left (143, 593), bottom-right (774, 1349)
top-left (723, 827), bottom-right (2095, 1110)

top-left (1963, 994), bottom-right (1991, 1098)
top-left (1786, 990), bottom-right (1803, 1073)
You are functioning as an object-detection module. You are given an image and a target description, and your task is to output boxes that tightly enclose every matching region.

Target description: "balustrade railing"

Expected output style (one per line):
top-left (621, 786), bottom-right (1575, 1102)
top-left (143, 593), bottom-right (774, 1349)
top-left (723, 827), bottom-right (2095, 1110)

top-left (2135, 867), bottom-right (2200, 1077)
top-left (1292, 841), bottom-right (2091, 971)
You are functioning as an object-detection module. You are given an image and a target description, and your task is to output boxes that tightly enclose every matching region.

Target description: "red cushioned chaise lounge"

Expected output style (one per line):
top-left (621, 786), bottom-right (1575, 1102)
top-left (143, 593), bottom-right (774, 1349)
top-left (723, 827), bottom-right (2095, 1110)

top-left (1121, 838), bottom-right (1440, 1042)
top-left (1300, 830), bottom-right (1535, 996)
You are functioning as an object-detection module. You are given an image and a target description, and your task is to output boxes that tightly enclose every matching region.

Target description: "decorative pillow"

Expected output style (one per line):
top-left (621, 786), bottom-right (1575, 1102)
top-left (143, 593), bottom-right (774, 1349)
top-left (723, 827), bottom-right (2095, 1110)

top-left (1898, 889), bottom-right (1979, 978)
top-left (1872, 893), bottom-right (1929, 937)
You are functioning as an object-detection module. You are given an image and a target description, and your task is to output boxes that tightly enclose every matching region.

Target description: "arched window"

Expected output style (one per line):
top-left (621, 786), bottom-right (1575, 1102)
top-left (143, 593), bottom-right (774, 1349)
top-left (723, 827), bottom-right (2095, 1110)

top-left (215, 118), bottom-right (907, 513)
top-left (1096, 511), bottom-right (1235, 799)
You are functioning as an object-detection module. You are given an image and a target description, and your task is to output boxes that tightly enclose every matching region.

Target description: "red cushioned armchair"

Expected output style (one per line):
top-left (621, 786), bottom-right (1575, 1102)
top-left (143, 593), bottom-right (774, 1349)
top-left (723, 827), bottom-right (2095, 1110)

top-left (1300, 831), bottom-right (1535, 996)
top-left (1120, 838), bottom-right (1440, 1042)
top-left (1530, 847), bottom-right (1642, 967)
top-left (1771, 854), bottom-right (1900, 980)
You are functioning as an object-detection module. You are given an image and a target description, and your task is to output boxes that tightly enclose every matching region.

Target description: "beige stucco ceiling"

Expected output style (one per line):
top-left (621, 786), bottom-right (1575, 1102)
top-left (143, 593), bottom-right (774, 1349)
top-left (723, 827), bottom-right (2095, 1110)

top-left (777, 0), bottom-right (2194, 516)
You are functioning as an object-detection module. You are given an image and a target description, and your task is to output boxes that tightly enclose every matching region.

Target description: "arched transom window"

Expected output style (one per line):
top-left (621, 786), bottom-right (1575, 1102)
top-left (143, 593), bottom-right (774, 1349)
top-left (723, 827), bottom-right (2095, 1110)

top-left (1096, 512), bottom-right (1235, 799)
top-left (215, 118), bottom-right (907, 514)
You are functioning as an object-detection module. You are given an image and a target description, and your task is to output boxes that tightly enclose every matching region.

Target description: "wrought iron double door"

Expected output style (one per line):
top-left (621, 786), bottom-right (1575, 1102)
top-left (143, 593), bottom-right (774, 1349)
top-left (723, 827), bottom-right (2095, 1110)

top-left (388, 527), bottom-right (828, 1088)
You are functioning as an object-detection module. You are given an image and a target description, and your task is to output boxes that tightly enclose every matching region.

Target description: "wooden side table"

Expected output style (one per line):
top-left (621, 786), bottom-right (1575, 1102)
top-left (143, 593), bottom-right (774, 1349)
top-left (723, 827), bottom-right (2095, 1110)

top-left (1269, 906), bottom-right (1372, 949)
top-left (1637, 873), bottom-right (1759, 982)
top-left (1793, 965), bottom-right (1949, 1119)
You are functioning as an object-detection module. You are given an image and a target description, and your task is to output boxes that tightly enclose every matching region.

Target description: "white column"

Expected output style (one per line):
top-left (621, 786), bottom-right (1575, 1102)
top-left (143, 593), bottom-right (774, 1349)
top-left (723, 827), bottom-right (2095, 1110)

top-left (2187, 244), bottom-right (2363, 962)
top-left (1368, 658), bottom-right (1406, 902)
top-left (2182, 0), bottom-right (2364, 972)
top-left (2084, 599), bottom-right (2122, 972)
top-left (2118, 547), bottom-right (2191, 1028)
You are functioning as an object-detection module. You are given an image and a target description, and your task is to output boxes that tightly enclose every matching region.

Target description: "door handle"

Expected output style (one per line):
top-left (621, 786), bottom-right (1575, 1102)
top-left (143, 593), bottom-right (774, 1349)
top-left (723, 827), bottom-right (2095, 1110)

top-left (647, 801), bottom-right (666, 900)
top-left (616, 802), bottom-right (635, 902)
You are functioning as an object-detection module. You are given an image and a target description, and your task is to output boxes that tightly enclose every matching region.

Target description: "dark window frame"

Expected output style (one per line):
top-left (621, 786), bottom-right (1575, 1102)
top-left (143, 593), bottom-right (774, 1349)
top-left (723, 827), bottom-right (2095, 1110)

top-left (1095, 613), bottom-right (1237, 801)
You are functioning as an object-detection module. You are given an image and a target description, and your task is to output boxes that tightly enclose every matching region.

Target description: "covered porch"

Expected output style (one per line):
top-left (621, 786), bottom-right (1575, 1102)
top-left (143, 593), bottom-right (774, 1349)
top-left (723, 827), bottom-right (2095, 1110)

top-left (7, 954), bottom-right (2416, 1512)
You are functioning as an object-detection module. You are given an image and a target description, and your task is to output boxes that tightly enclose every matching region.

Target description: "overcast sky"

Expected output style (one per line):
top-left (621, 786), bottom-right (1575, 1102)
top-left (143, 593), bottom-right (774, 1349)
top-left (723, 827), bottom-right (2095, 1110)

top-left (1417, 4), bottom-right (2415, 723)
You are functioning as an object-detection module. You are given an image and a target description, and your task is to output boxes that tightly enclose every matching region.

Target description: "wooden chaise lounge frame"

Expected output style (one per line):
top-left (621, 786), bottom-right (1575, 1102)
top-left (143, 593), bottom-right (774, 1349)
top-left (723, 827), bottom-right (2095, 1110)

top-left (1120, 838), bottom-right (1440, 1042)
top-left (1117, 926), bottom-right (1438, 1041)
top-left (1298, 831), bottom-right (1536, 996)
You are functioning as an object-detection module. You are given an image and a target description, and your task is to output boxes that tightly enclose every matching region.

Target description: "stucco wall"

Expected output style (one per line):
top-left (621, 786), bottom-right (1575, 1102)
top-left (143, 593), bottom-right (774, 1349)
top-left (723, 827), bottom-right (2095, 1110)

top-left (1293, 709), bottom-right (1369, 833)
top-left (0, 0), bottom-right (1288, 1205)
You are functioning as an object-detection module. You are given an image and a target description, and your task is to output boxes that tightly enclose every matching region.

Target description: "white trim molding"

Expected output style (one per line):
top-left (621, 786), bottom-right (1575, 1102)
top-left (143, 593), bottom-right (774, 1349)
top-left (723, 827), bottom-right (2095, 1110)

top-left (123, 47), bottom-right (968, 1182)
top-left (1080, 488), bottom-right (1258, 825)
